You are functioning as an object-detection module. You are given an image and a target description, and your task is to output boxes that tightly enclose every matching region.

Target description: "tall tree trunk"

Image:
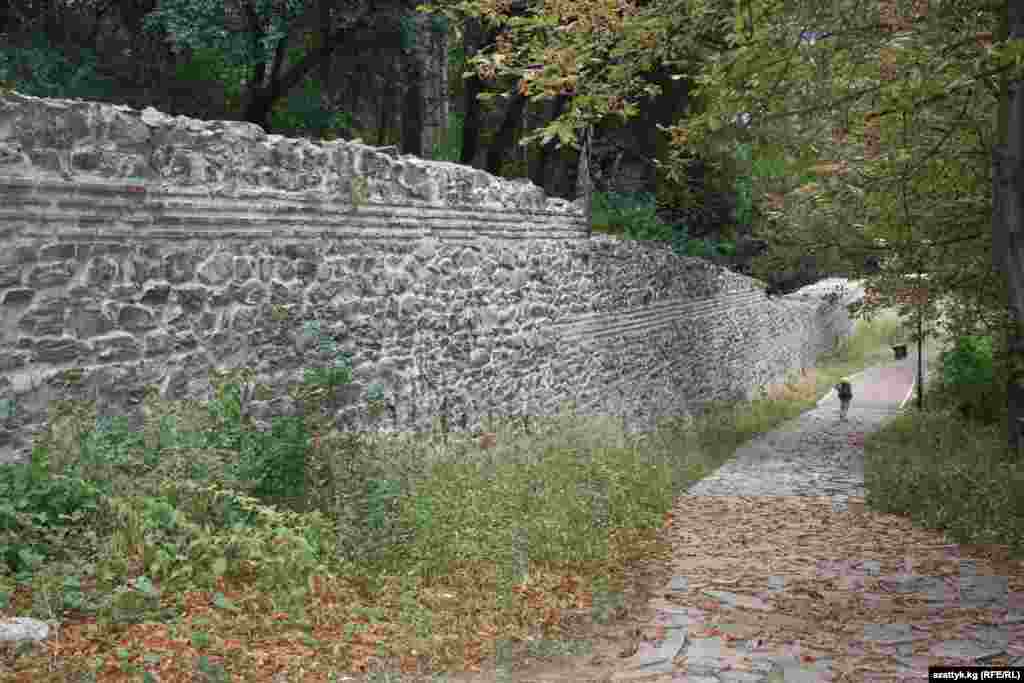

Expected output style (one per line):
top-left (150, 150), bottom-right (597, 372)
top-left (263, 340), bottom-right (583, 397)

top-left (401, 77), bottom-right (424, 157)
top-left (485, 91), bottom-right (527, 175)
top-left (993, 1), bottom-right (1024, 454)
top-left (459, 17), bottom-right (487, 166)
top-left (530, 94), bottom-right (569, 190)
top-left (317, 0), bottom-right (332, 138)
top-left (243, 85), bottom-right (279, 132)
top-left (406, 8), bottom-right (447, 159)
top-left (577, 124), bottom-right (593, 234)
top-left (460, 74), bottom-right (483, 165)
top-left (546, 151), bottom-right (573, 198)
top-left (238, 13), bottom-right (368, 134)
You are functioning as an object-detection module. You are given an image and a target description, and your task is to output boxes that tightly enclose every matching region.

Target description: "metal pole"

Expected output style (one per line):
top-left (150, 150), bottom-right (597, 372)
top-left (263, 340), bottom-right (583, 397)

top-left (917, 293), bottom-right (923, 410)
top-left (915, 261), bottom-right (925, 411)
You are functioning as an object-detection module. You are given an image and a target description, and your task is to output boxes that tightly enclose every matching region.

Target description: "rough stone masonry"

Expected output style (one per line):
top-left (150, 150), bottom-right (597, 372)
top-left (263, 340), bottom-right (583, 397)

top-left (0, 91), bottom-right (858, 463)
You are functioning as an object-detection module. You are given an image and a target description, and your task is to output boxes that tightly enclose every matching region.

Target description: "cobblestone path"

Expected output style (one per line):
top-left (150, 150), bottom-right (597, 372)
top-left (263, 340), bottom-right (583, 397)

top-left (613, 349), bottom-right (1024, 682)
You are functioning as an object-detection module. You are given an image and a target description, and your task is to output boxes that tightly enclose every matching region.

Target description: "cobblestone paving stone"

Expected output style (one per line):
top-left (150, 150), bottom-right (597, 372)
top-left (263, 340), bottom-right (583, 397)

top-left (612, 354), bottom-right (1024, 682)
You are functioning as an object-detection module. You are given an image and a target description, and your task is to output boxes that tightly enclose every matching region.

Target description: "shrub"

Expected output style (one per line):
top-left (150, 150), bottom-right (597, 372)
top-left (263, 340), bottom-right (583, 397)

top-left (0, 445), bottom-right (103, 577)
top-left (938, 335), bottom-right (1002, 423)
top-left (237, 415), bottom-right (310, 505)
top-left (592, 191), bottom-right (738, 259)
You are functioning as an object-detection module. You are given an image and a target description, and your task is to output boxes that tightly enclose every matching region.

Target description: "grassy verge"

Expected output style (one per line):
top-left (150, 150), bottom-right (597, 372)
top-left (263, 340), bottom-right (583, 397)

top-left (863, 325), bottom-right (1024, 560)
top-left (0, 310), bottom-right (952, 681)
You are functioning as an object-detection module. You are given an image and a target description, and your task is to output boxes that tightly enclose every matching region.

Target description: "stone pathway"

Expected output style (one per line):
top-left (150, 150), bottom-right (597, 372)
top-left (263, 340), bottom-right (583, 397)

top-left (681, 360), bottom-right (918, 500)
top-left (613, 349), bottom-right (1024, 681)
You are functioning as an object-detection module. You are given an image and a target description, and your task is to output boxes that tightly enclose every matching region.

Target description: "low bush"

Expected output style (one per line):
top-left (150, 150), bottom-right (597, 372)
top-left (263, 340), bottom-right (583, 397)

top-left (935, 334), bottom-right (1003, 423)
top-left (591, 191), bottom-right (735, 259)
top-left (865, 408), bottom-right (1024, 552)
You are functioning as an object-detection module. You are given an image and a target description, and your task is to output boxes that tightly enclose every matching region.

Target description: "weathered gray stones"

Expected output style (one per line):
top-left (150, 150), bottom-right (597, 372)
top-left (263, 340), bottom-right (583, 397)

top-left (0, 616), bottom-right (49, 643)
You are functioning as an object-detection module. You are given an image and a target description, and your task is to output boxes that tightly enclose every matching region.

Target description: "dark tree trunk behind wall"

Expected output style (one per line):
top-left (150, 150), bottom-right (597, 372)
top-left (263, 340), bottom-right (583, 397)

top-left (401, 78), bottom-right (424, 156)
top-left (993, 0), bottom-right (1024, 454)
top-left (485, 91), bottom-right (527, 174)
top-left (529, 94), bottom-right (569, 191)
top-left (459, 16), bottom-right (487, 166)
top-left (548, 148), bottom-right (574, 198)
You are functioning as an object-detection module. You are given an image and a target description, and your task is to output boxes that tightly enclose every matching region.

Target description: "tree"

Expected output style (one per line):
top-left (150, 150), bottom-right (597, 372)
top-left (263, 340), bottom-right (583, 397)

top-left (139, 0), bottom-right (394, 133)
top-left (418, 0), bottom-right (587, 173)
top-left (417, 0), bottom-right (732, 152)
top-left (992, 1), bottom-right (1024, 452)
top-left (672, 0), bottom-right (1024, 448)
top-left (428, 0), bottom-right (1024, 449)
top-left (457, 13), bottom-right (488, 165)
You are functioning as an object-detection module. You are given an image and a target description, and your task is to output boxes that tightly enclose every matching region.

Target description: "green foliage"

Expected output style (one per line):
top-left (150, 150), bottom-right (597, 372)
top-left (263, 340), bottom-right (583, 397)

top-left (143, 0), bottom-right (307, 65)
top-left (299, 319), bottom-right (355, 388)
top-left (201, 381), bottom-right (252, 452)
top-left (672, 0), bottom-right (1004, 336)
top-left (399, 14), bottom-right (418, 51)
top-left (0, 398), bottom-right (14, 421)
top-left (270, 69), bottom-right (353, 137)
top-left (750, 155), bottom-right (787, 179)
top-left (0, 35), bottom-right (114, 99)
top-left (734, 143), bottom-right (754, 229)
top-left (591, 191), bottom-right (734, 260)
top-left (100, 481), bottom-right (335, 595)
top-left (392, 427), bottom-right (677, 581)
top-left (142, 0), bottom-right (229, 51)
top-left (0, 445), bottom-right (103, 578)
top-left (430, 13), bottom-right (450, 35)
top-left (80, 415), bottom-right (151, 482)
top-left (938, 335), bottom-right (1002, 423)
top-left (238, 415), bottom-right (309, 503)
top-left (363, 478), bottom-right (403, 532)
top-left (749, 154), bottom-right (816, 187)
top-left (592, 191), bottom-right (666, 240)
top-left (433, 112), bottom-right (465, 162)
top-left (446, 38), bottom-right (468, 99)
top-left (865, 407), bottom-right (1023, 553)
top-left (174, 47), bottom-right (249, 115)
top-left (683, 236), bottom-right (735, 259)
top-left (941, 335), bottom-right (995, 387)
top-left (146, 0), bottom-right (345, 137)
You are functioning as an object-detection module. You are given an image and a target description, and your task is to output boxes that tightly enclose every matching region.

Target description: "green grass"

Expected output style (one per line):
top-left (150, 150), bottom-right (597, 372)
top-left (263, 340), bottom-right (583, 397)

top-left (1, 308), bottom-right (1019, 681)
top-left (812, 308), bottom-right (906, 391)
top-left (863, 329), bottom-right (1024, 557)
top-left (864, 410), bottom-right (1024, 550)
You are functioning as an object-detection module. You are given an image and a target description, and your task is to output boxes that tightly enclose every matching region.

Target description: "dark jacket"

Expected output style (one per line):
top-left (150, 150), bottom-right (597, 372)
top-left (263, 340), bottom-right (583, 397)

top-left (836, 381), bottom-right (853, 400)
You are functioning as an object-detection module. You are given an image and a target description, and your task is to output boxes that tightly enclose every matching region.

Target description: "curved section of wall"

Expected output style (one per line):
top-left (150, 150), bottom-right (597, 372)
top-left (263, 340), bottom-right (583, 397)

top-left (0, 92), bottom-right (855, 463)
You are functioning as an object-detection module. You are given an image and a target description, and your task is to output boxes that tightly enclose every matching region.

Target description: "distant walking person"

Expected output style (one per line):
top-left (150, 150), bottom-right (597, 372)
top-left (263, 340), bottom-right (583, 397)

top-left (836, 378), bottom-right (853, 421)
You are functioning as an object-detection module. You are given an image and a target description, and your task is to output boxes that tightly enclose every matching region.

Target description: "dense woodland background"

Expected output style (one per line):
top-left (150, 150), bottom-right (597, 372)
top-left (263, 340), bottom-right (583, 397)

top-left (0, 0), bottom-right (813, 290)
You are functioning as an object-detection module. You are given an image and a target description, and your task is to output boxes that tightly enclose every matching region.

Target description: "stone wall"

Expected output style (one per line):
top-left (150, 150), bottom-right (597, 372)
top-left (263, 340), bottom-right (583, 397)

top-left (0, 91), bottom-right (856, 464)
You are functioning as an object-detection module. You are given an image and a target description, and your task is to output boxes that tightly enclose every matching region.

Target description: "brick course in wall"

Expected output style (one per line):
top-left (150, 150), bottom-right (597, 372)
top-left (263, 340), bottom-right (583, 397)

top-left (0, 92), bottom-right (858, 463)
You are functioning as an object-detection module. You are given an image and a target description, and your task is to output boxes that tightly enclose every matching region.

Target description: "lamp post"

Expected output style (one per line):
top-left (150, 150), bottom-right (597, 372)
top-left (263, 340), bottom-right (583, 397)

top-left (915, 240), bottom-right (934, 411)
top-left (909, 264), bottom-right (928, 411)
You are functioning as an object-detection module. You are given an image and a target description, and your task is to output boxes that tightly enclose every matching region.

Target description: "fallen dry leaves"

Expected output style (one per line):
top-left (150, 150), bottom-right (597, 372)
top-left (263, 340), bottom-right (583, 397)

top-left (663, 495), bottom-right (1024, 681)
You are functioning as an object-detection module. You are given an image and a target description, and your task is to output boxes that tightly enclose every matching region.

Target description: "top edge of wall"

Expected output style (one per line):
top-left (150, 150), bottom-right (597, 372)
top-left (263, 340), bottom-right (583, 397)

top-left (0, 90), bottom-right (585, 220)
